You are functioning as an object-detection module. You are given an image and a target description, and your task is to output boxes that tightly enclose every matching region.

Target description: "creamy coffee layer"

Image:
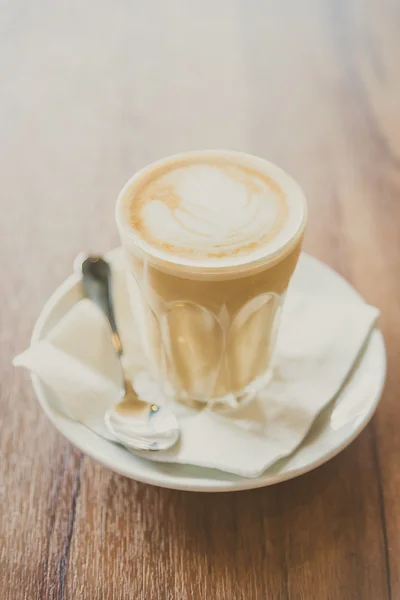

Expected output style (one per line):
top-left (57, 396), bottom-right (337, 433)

top-left (125, 157), bottom-right (304, 264)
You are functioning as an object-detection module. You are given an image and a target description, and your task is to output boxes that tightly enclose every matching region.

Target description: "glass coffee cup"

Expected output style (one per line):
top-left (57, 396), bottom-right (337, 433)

top-left (116, 151), bottom-right (307, 406)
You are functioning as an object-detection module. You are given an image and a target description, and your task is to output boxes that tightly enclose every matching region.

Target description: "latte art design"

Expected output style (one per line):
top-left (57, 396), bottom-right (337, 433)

top-left (129, 161), bottom-right (289, 260)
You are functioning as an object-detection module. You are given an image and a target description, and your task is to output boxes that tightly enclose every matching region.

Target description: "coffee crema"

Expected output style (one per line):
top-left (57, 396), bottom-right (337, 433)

top-left (124, 156), bottom-right (305, 267)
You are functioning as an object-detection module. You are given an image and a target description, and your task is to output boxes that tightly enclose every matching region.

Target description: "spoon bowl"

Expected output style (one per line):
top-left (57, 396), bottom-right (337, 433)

top-left (105, 381), bottom-right (180, 451)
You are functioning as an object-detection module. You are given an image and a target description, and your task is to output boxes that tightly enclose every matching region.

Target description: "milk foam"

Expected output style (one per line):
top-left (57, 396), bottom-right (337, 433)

top-left (120, 154), bottom-right (306, 269)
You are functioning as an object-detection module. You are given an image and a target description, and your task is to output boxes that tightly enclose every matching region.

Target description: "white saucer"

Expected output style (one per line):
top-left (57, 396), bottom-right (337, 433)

top-left (30, 252), bottom-right (386, 492)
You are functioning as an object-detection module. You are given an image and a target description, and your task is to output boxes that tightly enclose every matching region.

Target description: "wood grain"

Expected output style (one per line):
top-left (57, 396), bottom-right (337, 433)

top-left (1, 0), bottom-right (399, 598)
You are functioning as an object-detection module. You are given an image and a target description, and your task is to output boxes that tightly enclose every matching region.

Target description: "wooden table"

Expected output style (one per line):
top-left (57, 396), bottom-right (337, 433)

top-left (1, 1), bottom-right (399, 598)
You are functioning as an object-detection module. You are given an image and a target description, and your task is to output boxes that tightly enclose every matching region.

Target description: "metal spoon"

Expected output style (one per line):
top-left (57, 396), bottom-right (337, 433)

top-left (78, 255), bottom-right (180, 451)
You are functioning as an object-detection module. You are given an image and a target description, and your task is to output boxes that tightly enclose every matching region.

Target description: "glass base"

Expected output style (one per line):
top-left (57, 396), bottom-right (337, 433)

top-left (171, 369), bottom-right (274, 411)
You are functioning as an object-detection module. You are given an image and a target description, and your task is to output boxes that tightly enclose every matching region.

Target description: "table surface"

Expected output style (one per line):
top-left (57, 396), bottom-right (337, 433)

top-left (1, 1), bottom-right (399, 598)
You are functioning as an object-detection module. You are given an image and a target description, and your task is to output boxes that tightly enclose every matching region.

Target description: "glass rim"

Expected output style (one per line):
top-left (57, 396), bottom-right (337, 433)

top-left (115, 150), bottom-right (308, 276)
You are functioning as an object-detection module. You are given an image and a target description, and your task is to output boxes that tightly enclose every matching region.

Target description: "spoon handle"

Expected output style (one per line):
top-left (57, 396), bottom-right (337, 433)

top-left (80, 256), bottom-right (123, 356)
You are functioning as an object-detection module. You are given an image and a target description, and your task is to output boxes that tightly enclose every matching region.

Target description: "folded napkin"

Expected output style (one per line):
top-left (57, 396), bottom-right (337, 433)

top-left (14, 252), bottom-right (379, 478)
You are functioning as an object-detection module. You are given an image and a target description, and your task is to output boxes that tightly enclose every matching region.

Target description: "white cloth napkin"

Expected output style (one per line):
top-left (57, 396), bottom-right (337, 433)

top-left (14, 252), bottom-right (379, 478)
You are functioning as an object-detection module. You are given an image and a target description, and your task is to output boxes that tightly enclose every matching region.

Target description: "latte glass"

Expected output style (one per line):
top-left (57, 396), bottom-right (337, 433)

top-left (116, 151), bottom-right (307, 405)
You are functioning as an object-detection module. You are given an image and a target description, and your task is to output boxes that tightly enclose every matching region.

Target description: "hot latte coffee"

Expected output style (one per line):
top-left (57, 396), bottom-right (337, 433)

top-left (116, 151), bottom-right (307, 404)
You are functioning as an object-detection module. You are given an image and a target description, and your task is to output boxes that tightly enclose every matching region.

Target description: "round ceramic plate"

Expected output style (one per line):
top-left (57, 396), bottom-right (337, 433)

top-left (31, 252), bottom-right (386, 492)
